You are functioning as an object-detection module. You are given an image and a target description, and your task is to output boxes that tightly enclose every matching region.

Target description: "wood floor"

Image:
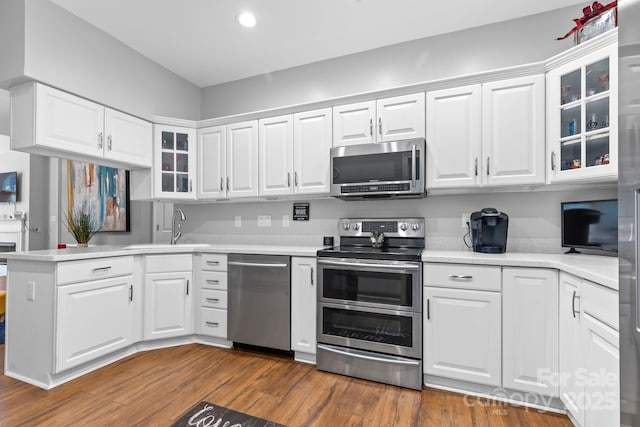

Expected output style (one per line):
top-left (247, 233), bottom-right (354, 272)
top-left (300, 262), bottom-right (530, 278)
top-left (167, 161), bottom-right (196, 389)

top-left (0, 344), bottom-right (574, 426)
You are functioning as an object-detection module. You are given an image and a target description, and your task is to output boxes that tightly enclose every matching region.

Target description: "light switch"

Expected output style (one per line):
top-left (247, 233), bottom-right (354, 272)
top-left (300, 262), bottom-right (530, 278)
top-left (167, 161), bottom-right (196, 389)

top-left (282, 215), bottom-right (290, 227)
top-left (27, 281), bottom-right (36, 301)
top-left (258, 215), bottom-right (272, 227)
top-left (235, 216), bottom-right (242, 227)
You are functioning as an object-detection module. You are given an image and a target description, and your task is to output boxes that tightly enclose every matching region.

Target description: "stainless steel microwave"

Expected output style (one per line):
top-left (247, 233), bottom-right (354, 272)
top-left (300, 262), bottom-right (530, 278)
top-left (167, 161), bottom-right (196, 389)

top-left (330, 138), bottom-right (426, 199)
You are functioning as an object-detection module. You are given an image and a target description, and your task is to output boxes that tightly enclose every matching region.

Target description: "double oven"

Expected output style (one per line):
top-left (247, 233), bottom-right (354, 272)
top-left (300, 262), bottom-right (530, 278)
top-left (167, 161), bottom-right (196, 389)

top-left (316, 218), bottom-right (424, 390)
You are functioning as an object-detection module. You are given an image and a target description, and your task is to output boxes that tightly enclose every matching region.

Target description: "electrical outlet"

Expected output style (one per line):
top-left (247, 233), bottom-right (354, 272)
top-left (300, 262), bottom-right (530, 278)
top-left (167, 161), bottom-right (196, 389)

top-left (27, 281), bottom-right (36, 301)
top-left (282, 215), bottom-right (290, 227)
top-left (235, 216), bottom-right (242, 227)
top-left (258, 215), bottom-right (272, 227)
top-left (461, 213), bottom-right (470, 228)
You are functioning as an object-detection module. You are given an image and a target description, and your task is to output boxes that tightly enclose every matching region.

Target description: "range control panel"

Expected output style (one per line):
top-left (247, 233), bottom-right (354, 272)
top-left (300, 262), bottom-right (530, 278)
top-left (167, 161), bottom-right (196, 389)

top-left (338, 218), bottom-right (425, 238)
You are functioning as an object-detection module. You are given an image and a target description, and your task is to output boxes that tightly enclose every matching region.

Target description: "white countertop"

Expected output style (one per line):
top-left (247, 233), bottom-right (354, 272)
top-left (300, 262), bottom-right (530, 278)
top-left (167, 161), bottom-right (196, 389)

top-left (3, 244), bottom-right (324, 262)
top-left (421, 250), bottom-right (618, 291)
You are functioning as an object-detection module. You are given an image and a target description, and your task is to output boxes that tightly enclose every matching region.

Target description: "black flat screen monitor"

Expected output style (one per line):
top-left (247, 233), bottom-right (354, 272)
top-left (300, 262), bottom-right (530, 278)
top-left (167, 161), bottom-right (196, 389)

top-left (0, 171), bottom-right (17, 204)
top-left (561, 199), bottom-right (618, 253)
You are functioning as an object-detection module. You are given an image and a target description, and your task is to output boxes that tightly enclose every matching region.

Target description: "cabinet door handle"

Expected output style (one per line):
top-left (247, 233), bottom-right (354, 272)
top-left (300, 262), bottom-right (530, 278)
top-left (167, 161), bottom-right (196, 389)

top-left (369, 118), bottom-right (373, 136)
top-left (474, 158), bottom-right (479, 176)
top-left (98, 132), bottom-right (104, 149)
top-left (427, 298), bottom-right (430, 320)
top-left (378, 117), bottom-right (382, 135)
top-left (186, 279), bottom-right (190, 295)
top-left (107, 135), bottom-right (112, 151)
top-left (449, 274), bottom-right (473, 280)
top-left (206, 261), bottom-right (219, 266)
top-left (206, 279), bottom-right (220, 284)
top-left (486, 157), bottom-right (490, 176)
top-left (206, 297), bottom-right (220, 303)
top-left (294, 171), bottom-right (299, 187)
top-left (220, 177), bottom-right (224, 192)
top-left (310, 267), bottom-right (314, 286)
top-left (189, 179), bottom-right (193, 193)
top-left (572, 290), bottom-right (579, 318)
top-left (287, 172), bottom-right (291, 187)
top-left (129, 284), bottom-right (133, 302)
top-left (551, 151), bottom-right (557, 171)
top-left (206, 321), bottom-right (219, 327)
top-left (226, 177), bottom-right (230, 191)
top-left (92, 266), bottom-right (111, 273)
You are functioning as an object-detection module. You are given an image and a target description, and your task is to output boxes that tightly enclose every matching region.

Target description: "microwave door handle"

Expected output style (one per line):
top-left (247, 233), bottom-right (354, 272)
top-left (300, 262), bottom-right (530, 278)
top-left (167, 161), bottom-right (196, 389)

top-left (411, 144), bottom-right (417, 188)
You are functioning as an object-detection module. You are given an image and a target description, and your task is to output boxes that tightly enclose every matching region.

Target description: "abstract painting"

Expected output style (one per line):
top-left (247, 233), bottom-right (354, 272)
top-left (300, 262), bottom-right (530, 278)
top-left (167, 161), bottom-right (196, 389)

top-left (67, 161), bottom-right (130, 232)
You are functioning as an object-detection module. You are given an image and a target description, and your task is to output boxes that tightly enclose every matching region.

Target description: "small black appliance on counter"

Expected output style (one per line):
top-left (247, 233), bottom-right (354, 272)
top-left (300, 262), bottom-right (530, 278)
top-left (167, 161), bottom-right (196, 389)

top-left (469, 208), bottom-right (509, 253)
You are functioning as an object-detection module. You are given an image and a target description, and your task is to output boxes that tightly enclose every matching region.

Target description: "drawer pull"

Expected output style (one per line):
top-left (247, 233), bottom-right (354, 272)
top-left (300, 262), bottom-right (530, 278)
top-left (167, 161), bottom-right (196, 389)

top-left (206, 321), bottom-right (219, 327)
top-left (92, 266), bottom-right (112, 273)
top-left (206, 279), bottom-right (220, 284)
top-left (448, 274), bottom-right (473, 280)
top-left (206, 261), bottom-right (220, 266)
top-left (206, 298), bottom-right (220, 303)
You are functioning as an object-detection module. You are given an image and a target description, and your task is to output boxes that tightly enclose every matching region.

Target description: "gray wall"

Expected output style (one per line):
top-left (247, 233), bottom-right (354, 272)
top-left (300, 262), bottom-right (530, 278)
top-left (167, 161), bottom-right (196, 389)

top-left (20, 0), bottom-right (201, 120)
top-left (0, 0), bottom-right (25, 88)
top-left (201, 4), bottom-right (581, 118)
top-left (0, 90), bottom-right (9, 136)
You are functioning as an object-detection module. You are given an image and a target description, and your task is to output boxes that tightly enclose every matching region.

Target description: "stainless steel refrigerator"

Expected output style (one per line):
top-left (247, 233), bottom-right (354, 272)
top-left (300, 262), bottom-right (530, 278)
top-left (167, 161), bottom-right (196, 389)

top-left (619, 1), bottom-right (640, 425)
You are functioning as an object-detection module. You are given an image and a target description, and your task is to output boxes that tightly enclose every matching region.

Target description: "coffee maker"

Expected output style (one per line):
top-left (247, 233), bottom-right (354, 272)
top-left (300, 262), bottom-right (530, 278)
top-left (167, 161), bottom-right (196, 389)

top-left (469, 208), bottom-right (509, 253)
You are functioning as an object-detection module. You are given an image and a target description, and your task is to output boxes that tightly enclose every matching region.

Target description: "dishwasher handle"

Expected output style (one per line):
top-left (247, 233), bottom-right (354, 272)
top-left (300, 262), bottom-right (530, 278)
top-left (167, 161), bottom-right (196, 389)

top-left (228, 261), bottom-right (289, 268)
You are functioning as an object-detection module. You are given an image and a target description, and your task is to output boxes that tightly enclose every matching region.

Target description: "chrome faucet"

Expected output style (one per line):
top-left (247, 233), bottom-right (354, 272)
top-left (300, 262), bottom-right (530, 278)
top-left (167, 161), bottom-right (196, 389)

top-left (171, 208), bottom-right (186, 245)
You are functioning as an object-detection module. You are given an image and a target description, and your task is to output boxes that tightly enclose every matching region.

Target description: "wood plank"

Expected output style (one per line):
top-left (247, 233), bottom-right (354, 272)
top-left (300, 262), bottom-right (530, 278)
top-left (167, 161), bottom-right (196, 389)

top-left (0, 344), bottom-right (573, 426)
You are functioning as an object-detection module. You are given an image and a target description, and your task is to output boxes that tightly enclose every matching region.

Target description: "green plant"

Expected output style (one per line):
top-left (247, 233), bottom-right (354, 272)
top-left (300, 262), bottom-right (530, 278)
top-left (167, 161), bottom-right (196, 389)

top-left (65, 205), bottom-right (100, 244)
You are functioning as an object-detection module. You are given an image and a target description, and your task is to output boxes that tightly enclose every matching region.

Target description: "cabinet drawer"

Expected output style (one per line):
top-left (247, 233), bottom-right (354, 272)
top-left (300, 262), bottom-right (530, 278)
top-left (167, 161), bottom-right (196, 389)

top-left (145, 254), bottom-right (192, 273)
top-left (57, 256), bottom-right (134, 285)
top-left (201, 254), bottom-right (227, 271)
top-left (582, 280), bottom-right (618, 330)
top-left (200, 271), bottom-right (227, 290)
top-left (424, 263), bottom-right (501, 291)
top-left (199, 307), bottom-right (227, 338)
top-left (201, 289), bottom-right (227, 309)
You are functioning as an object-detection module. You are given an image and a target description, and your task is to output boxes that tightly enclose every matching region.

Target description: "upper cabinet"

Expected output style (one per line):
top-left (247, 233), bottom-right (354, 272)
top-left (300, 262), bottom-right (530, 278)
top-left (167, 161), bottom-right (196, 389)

top-left (258, 108), bottom-right (332, 197)
top-left (333, 93), bottom-right (425, 146)
top-left (155, 125), bottom-right (196, 200)
top-left (11, 82), bottom-right (152, 169)
top-left (197, 120), bottom-right (259, 200)
top-left (426, 75), bottom-right (545, 189)
top-left (546, 43), bottom-right (617, 183)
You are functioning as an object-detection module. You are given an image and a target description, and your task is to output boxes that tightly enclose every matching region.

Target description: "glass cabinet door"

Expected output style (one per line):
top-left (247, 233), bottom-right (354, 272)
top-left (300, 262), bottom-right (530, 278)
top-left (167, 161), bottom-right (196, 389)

top-left (159, 129), bottom-right (192, 195)
top-left (556, 52), bottom-right (613, 175)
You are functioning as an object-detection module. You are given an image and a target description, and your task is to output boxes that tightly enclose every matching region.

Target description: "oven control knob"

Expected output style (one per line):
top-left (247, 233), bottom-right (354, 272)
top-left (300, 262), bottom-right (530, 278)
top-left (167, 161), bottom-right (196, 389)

top-left (400, 223), bottom-right (408, 231)
top-left (342, 222), bottom-right (350, 230)
top-left (352, 223), bottom-right (360, 231)
top-left (412, 223), bottom-right (421, 231)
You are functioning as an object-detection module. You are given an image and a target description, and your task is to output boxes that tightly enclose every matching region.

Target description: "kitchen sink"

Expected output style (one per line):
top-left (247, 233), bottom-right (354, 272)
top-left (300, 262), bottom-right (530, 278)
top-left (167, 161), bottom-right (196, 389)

top-left (123, 243), bottom-right (211, 250)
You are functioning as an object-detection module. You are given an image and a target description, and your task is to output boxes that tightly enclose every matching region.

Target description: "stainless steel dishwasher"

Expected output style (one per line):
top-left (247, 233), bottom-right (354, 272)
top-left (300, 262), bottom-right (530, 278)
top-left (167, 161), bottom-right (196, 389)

top-left (227, 254), bottom-right (291, 351)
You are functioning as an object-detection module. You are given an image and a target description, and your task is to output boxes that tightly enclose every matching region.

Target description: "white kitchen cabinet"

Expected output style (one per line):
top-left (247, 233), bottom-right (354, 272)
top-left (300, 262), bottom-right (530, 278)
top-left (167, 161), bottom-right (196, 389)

top-left (426, 75), bottom-right (545, 189)
top-left (56, 275), bottom-right (135, 373)
top-left (154, 125), bottom-right (197, 200)
top-left (11, 82), bottom-right (152, 169)
top-left (197, 125), bottom-right (227, 199)
top-left (143, 254), bottom-right (193, 340)
top-left (423, 287), bottom-right (502, 386)
top-left (195, 253), bottom-right (228, 339)
top-left (258, 109), bottom-right (332, 198)
top-left (259, 115), bottom-right (294, 197)
top-left (559, 273), bottom-right (585, 426)
top-left (291, 257), bottom-right (317, 357)
top-left (426, 85), bottom-right (482, 188)
top-left (502, 267), bottom-right (558, 396)
top-left (227, 121), bottom-right (259, 198)
top-left (333, 93), bottom-right (425, 146)
top-left (546, 43), bottom-right (617, 183)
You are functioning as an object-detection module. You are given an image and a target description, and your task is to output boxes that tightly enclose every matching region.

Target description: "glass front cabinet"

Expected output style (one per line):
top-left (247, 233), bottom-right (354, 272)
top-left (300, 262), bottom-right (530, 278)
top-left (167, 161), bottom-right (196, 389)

top-left (154, 125), bottom-right (196, 199)
top-left (547, 42), bottom-right (617, 182)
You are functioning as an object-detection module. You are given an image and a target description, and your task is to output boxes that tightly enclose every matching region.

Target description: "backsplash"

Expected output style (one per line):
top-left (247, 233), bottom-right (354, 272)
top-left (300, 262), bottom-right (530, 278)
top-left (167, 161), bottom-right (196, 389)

top-left (177, 187), bottom-right (617, 254)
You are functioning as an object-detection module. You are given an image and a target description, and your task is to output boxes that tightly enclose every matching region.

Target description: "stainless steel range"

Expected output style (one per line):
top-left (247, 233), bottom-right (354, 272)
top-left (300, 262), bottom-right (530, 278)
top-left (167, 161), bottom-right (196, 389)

top-left (316, 217), bottom-right (424, 390)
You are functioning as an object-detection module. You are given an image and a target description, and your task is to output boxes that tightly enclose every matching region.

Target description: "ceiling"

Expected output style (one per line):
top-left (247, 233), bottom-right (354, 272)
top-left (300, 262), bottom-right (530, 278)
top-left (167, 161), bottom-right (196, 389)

top-left (51, 0), bottom-right (583, 88)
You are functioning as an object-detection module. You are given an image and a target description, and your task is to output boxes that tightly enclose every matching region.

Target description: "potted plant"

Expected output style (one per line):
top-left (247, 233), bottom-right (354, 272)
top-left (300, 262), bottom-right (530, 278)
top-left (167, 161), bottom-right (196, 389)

top-left (65, 205), bottom-right (100, 247)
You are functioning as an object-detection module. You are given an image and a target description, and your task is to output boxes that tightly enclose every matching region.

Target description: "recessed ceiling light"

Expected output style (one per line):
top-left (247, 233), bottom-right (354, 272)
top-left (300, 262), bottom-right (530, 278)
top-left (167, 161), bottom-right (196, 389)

top-left (237, 11), bottom-right (257, 28)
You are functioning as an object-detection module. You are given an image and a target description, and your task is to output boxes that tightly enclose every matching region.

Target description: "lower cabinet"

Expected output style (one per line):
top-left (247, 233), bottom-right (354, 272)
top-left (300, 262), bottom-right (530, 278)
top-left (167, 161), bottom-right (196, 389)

top-left (291, 257), bottom-right (317, 355)
top-left (195, 253), bottom-right (228, 339)
top-left (55, 275), bottom-right (135, 373)
top-left (559, 272), bottom-right (620, 427)
top-left (143, 255), bottom-right (193, 340)
top-left (502, 267), bottom-right (559, 395)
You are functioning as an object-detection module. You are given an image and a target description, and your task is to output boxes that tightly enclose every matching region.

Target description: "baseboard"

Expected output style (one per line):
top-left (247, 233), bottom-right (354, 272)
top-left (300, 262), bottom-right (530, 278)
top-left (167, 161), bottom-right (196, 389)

top-left (293, 351), bottom-right (316, 364)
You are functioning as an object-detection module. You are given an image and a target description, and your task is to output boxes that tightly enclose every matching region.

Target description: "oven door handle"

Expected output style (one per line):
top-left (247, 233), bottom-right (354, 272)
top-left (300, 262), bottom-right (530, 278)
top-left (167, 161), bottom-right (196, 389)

top-left (318, 344), bottom-right (421, 366)
top-left (317, 259), bottom-right (420, 271)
